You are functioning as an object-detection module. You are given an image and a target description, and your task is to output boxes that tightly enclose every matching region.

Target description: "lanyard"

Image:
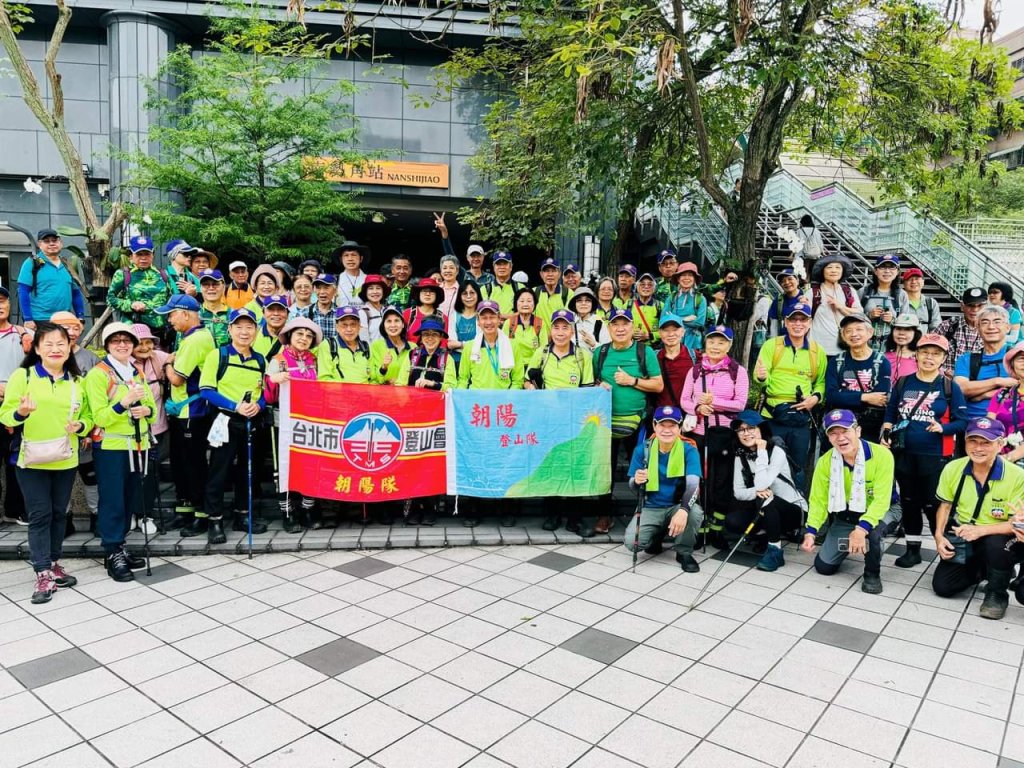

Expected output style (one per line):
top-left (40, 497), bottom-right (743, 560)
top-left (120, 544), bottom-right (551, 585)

top-left (484, 342), bottom-right (500, 376)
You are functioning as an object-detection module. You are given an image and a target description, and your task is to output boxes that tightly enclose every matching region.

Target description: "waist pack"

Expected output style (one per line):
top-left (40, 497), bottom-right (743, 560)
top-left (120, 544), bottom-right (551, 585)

top-left (21, 435), bottom-right (73, 468)
top-left (165, 394), bottom-right (201, 418)
top-left (770, 403), bottom-right (810, 428)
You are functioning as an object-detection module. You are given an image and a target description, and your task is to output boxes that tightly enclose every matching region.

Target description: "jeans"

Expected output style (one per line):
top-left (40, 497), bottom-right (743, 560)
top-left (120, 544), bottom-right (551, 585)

top-left (17, 467), bottom-right (75, 572)
top-left (770, 421), bottom-right (812, 492)
top-left (933, 533), bottom-right (1015, 597)
top-left (94, 445), bottom-right (144, 554)
top-left (815, 504), bottom-right (902, 577)
top-left (623, 503), bottom-right (704, 555)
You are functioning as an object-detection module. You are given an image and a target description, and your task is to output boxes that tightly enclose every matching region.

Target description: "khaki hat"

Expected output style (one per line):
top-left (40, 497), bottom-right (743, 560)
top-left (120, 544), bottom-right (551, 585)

top-left (102, 322), bottom-right (139, 347)
top-left (49, 311), bottom-right (82, 329)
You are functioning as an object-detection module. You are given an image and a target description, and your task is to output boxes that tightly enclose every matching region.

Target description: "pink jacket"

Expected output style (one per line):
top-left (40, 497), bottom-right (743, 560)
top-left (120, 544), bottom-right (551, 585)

top-left (681, 355), bottom-right (749, 433)
top-left (264, 348), bottom-right (318, 405)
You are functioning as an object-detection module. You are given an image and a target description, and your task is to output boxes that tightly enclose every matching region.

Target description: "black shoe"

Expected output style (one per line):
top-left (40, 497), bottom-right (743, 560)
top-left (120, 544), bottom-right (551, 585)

top-left (751, 539), bottom-right (768, 555)
top-left (105, 551), bottom-right (134, 582)
top-left (565, 520), bottom-right (594, 538)
top-left (166, 514), bottom-right (191, 531)
top-left (706, 532), bottom-right (729, 551)
top-left (499, 514), bottom-right (516, 528)
top-left (894, 543), bottom-right (922, 568)
top-left (861, 572), bottom-right (883, 594)
top-left (676, 553), bottom-right (700, 573)
top-left (88, 514), bottom-right (98, 534)
top-left (232, 515), bottom-right (268, 534)
top-left (121, 545), bottom-right (146, 572)
top-left (180, 517), bottom-right (209, 538)
top-left (208, 518), bottom-right (227, 545)
top-left (644, 540), bottom-right (664, 555)
top-left (284, 517), bottom-right (305, 534)
top-left (421, 510), bottom-right (437, 526)
top-left (542, 515), bottom-right (560, 532)
top-left (981, 590), bottom-right (1009, 620)
top-left (461, 517), bottom-right (479, 528)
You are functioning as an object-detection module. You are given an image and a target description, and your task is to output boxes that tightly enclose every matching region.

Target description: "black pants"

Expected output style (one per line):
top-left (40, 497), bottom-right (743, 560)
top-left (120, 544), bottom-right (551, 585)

top-left (933, 533), bottom-right (1015, 597)
top-left (724, 497), bottom-right (803, 542)
top-left (895, 451), bottom-right (945, 540)
top-left (18, 467), bottom-right (75, 572)
top-left (169, 415), bottom-right (211, 511)
top-left (205, 416), bottom-right (254, 520)
top-left (0, 428), bottom-right (24, 519)
top-left (601, 430), bottom-right (640, 516)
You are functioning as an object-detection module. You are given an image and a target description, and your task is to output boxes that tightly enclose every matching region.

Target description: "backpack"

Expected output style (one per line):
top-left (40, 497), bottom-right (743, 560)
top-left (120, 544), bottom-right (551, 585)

top-left (508, 315), bottom-right (543, 339)
top-left (323, 337), bottom-right (368, 379)
top-left (529, 343), bottom-right (587, 389)
top-left (968, 350), bottom-right (998, 380)
top-left (593, 340), bottom-right (650, 383)
top-left (30, 254), bottom-right (87, 296)
top-left (689, 357), bottom-right (741, 386)
top-left (770, 335), bottom-right (821, 376)
top-left (834, 350), bottom-right (886, 392)
top-left (215, 346), bottom-right (267, 382)
top-left (482, 281), bottom-right (525, 301)
top-left (409, 346), bottom-right (449, 384)
top-left (532, 286), bottom-right (569, 307)
top-left (121, 266), bottom-right (172, 292)
top-left (811, 283), bottom-right (856, 311)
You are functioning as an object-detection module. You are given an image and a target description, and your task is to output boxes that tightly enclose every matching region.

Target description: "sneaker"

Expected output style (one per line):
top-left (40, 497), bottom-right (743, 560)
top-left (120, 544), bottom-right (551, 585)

top-left (31, 570), bottom-right (57, 604)
top-left (565, 520), bottom-right (594, 538)
top-left (50, 563), bottom-right (77, 588)
top-left (861, 572), bottom-right (883, 594)
top-left (756, 545), bottom-right (785, 572)
top-left (121, 545), bottom-right (146, 572)
top-left (105, 551), bottom-right (134, 583)
top-left (541, 515), bottom-right (560, 532)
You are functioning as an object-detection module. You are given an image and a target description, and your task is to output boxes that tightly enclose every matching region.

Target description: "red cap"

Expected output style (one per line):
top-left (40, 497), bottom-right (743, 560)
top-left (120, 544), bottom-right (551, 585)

top-left (903, 268), bottom-right (924, 280)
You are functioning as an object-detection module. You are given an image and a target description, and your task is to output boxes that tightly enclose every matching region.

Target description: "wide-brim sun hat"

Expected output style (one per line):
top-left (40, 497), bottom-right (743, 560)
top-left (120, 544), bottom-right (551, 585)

top-left (279, 317), bottom-right (323, 348)
top-left (102, 321), bottom-right (139, 347)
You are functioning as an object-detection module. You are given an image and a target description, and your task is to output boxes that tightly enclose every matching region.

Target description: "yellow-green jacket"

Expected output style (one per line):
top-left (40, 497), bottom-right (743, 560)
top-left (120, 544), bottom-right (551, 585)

top-left (0, 364), bottom-right (92, 469)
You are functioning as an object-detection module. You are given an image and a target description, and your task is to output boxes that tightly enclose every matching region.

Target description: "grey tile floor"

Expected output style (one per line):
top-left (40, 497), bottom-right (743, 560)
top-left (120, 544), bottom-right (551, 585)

top-left (0, 535), bottom-right (1021, 767)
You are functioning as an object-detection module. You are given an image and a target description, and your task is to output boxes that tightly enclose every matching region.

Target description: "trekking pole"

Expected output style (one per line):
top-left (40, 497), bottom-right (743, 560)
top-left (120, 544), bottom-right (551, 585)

top-left (631, 432), bottom-right (651, 573)
top-left (244, 393), bottom-right (255, 560)
top-left (131, 413), bottom-right (152, 576)
top-left (685, 497), bottom-right (767, 614)
top-left (701, 412), bottom-right (711, 555)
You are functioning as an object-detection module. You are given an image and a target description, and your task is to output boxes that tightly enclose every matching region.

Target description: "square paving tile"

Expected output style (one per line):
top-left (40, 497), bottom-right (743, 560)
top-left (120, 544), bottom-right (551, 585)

top-left (528, 552), bottom-right (586, 572)
top-left (334, 556), bottom-right (395, 578)
top-left (7, 648), bottom-right (99, 690)
top-left (804, 619), bottom-right (878, 654)
top-left (135, 561), bottom-right (192, 585)
top-left (559, 628), bottom-right (638, 665)
top-left (709, 548), bottom-right (763, 568)
top-left (294, 636), bottom-right (380, 676)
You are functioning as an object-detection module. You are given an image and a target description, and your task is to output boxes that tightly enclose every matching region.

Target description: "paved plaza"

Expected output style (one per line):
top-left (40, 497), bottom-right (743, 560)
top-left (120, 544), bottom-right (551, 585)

top-left (0, 534), bottom-right (1022, 768)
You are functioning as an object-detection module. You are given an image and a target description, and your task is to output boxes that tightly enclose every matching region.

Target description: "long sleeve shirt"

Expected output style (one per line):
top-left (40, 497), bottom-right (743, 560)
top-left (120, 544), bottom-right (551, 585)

top-left (680, 356), bottom-right (749, 433)
top-left (824, 352), bottom-right (891, 413)
top-left (806, 440), bottom-right (894, 534)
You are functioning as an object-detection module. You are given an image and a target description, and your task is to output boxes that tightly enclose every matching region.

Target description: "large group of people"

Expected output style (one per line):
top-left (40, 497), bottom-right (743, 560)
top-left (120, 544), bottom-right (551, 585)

top-left (3, 224), bottom-right (1024, 623)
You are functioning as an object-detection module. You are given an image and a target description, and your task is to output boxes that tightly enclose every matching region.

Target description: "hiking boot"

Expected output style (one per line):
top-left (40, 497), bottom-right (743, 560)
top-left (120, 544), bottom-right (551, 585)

top-left (542, 515), bottom-right (560, 531)
top-left (105, 551), bottom-right (134, 583)
top-left (894, 542), bottom-right (922, 568)
top-left (756, 545), bottom-right (785, 572)
top-left (676, 553), bottom-right (700, 573)
top-left (50, 562), bottom-right (77, 589)
top-left (861, 572), bottom-right (883, 594)
top-left (31, 570), bottom-right (57, 604)
top-left (121, 545), bottom-right (146, 572)
top-left (981, 568), bottom-right (1011, 620)
top-left (180, 516), bottom-right (209, 537)
top-left (232, 513), bottom-right (267, 534)
top-left (565, 519), bottom-right (594, 538)
top-left (208, 518), bottom-right (227, 545)
top-left (644, 539), bottom-right (664, 556)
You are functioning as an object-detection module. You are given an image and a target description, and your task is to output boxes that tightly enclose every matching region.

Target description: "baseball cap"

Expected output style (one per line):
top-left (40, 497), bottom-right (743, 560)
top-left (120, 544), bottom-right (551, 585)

top-left (961, 287), bottom-right (987, 305)
top-left (653, 406), bottom-right (683, 424)
top-left (965, 417), bottom-right (1005, 441)
top-left (228, 260), bottom-right (248, 272)
top-left (540, 257), bottom-right (559, 270)
top-left (562, 263), bottom-right (579, 274)
top-left (477, 300), bottom-right (501, 315)
top-left (37, 228), bottom-right (59, 240)
top-left (638, 272), bottom-right (656, 283)
top-left (893, 313), bottom-right (920, 329)
top-left (335, 305), bottom-right (360, 321)
top-left (705, 325), bottom-right (734, 341)
top-left (313, 273), bottom-right (336, 286)
top-left (198, 268), bottom-right (224, 283)
top-left (0, 286), bottom-right (9, 299)
top-left (917, 333), bottom-right (949, 353)
top-left (658, 312), bottom-right (683, 329)
top-left (259, 294), bottom-right (289, 310)
top-left (466, 244), bottom-right (485, 257)
top-left (875, 253), bottom-right (900, 267)
top-left (785, 301), bottom-right (812, 318)
top-left (617, 264), bottom-right (637, 277)
top-left (839, 312), bottom-right (872, 327)
top-left (608, 307), bottom-right (633, 322)
top-left (824, 409), bottom-right (858, 431)
top-left (777, 267), bottom-right (798, 280)
top-left (492, 251), bottom-right (512, 263)
top-left (155, 294), bottom-right (201, 314)
top-left (228, 307), bottom-right (258, 325)
top-left (657, 249), bottom-right (677, 263)
top-left (129, 235), bottom-right (154, 254)
top-left (550, 309), bottom-right (577, 325)
top-left (165, 239), bottom-right (200, 259)
top-left (731, 410), bottom-right (766, 430)
top-left (903, 267), bottom-right (924, 280)
top-left (418, 317), bottom-right (447, 337)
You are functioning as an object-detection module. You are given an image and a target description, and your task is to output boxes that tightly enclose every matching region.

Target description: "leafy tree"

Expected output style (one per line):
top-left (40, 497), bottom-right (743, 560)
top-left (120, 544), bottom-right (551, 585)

top-left (127, 4), bottom-right (366, 263)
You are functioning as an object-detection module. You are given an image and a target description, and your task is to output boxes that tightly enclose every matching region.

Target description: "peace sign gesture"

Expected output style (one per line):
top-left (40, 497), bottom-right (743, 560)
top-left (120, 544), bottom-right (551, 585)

top-left (432, 211), bottom-right (449, 239)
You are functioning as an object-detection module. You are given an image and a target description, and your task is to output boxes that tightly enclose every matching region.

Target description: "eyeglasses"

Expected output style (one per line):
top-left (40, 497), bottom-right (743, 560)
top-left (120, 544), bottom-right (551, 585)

top-left (108, 337), bottom-right (134, 346)
top-left (736, 426), bottom-right (757, 434)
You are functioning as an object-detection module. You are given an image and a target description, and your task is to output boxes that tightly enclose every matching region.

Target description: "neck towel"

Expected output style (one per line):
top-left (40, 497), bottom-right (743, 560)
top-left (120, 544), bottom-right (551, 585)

top-left (829, 440), bottom-right (867, 514)
top-left (646, 438), bottom-right (685, 494)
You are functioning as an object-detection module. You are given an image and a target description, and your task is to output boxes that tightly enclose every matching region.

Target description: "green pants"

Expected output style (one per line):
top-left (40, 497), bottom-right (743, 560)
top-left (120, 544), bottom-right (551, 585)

top-left (623, 504), bottom-right (704, 555)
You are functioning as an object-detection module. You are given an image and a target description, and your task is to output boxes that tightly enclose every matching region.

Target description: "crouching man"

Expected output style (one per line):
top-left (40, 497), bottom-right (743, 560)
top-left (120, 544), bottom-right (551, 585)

top-left (802, 409), bottom-right (898, 594)
top-left (624, 406), bottom-right (703, 573)
top-left (933, 418), bottom-right (1024, 620)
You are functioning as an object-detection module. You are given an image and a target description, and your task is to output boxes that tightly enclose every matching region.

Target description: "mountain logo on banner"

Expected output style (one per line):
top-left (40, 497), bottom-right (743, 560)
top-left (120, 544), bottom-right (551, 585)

top-left (341, 412), bottom-right (404, 471)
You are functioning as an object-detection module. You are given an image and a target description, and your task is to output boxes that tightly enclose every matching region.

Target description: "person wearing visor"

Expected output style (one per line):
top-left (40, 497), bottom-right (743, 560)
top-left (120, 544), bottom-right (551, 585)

top-left (932, 417), bottom-right (1024, 620)
top-left (802, 409), bottom-right (897, 594)
top-left (624, 406), bottom-right (703, 573)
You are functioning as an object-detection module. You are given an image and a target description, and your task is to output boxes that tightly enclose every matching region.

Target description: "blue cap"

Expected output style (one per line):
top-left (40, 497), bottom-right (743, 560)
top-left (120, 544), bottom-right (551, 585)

top-left (418, 317), bottom-right (447, 338)
top-left (731, 410), bottom-right (765, 430)
top-left (550, 309), bottom-right (577, 325)
top-left (0, 286), bottom-right (9, 299)
top-left (966, 417), bottom-right (1006, 441)
top-left (540, 257), bottom-right (559, 270)
top-left (875, 253), bottom-right (900, 267)
top-left (260, 294), bottom-right (289, 310)
top-left (562, 263), bottom-right (579, 274)
top-left (129, 235), bottom-right (153, 254)
top-left (228, 307), bottom-right (258, 325)
top-left (777, 267), bottom-right (797, 279)
top-left (785, 301), bottom-right (812, 318)
top-left (313, 273), bottom-right (336, 286)
top-left (657, 249), bottom-right (677, 263)
top-left (198, 268), bottom-right (224, 283)
top-left (335, 305), bottom-right (360, 321)
top-left (477, 300), bottom-right (501, 315)
top-left (617, 264), bottom-right (637, 277)
top-left (658, 312), bottom-right (683, 329)
top-left (653, 406), bottom-right (683, 424)
top-left (165, 239), bottom-right (199, 258)
top-left (608, 307), bottom-right (633, 322)
top-left (492, 250), bottom-right (512, 263)
top-left (824, 409), bottom-right (858, 431)
top-left (155, 294), bottom-right (201, 314)
top-left (705, 325), bottom-right (734, 341)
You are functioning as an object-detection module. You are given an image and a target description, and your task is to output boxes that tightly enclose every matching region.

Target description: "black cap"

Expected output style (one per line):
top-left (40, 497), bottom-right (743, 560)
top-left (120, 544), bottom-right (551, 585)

top-left (37, 228), bottom-right (59, 240)
top-left (0, 286), bottom-right (9, 299)
top-left (961, 287), bottom-right (987, 305)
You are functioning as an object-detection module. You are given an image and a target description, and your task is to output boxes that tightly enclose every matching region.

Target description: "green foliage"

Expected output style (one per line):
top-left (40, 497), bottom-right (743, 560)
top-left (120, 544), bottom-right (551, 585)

top-left (126, 3), bottom-right (366, 263)
top-left (924, 167), bottom-right (1024, 221)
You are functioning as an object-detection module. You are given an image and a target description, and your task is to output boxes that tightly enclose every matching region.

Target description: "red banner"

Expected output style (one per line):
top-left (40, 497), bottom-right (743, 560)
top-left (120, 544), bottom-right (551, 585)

top-left (280, 381), bottom-right (446, 502)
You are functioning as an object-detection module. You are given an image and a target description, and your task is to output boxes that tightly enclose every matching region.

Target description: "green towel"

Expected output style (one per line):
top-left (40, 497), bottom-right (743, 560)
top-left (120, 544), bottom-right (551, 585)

top-left (646, 438), bottom-right (686, 494)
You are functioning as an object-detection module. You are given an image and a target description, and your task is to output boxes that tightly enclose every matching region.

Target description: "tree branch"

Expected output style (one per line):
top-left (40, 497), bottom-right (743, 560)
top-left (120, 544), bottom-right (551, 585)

top-left (45, 0), bottom-right (71, 124)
